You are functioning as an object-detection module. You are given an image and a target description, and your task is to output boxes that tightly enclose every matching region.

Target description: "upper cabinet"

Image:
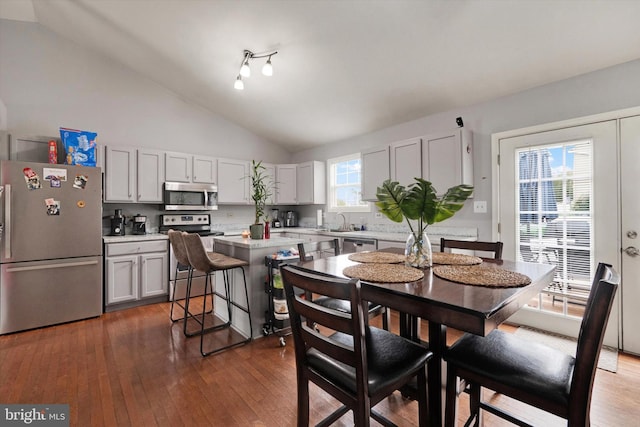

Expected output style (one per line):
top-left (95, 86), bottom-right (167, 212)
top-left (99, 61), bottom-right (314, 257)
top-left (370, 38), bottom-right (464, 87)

top-left (361, 129), bottom-right (473, 201)
top-left (390, 137), bottom-right (422, 187)
top-left (192, 155), bottom-right (217, 184)
top-left (217, 158), bottom-right (250, 204)
top-left (104, 146), bottom-right (164, 203)
top-left (297, 160), bottom-right (326, 205)
top-left (105, 146), bottom-right (136, 202)
top-left (421, 128), bottom-right (473, 193)
top-left (137, 149), bottom-right (164, 203)
top-left (276, 164), bottom-right (297, 204)
top-left (165, 152), bottom-right (192, 182)
top-left (262, 162), bottom-right (276, 205)
top-left (361, 145), bottom-right (390, 201)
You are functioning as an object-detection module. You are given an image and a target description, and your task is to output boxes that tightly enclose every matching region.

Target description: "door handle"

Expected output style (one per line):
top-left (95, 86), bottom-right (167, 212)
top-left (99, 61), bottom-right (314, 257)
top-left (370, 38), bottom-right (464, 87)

top-left (624, 246), bottom-right (640, 257)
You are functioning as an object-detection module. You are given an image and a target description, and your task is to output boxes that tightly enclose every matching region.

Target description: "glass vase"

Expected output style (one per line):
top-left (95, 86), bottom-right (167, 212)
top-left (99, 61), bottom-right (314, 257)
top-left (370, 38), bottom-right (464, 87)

top-left (405, 231), bottom-right (432, 268)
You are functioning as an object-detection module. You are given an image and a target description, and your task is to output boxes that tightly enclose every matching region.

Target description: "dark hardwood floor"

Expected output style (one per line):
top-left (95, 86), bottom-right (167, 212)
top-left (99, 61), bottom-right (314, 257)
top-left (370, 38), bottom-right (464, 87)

top-left (1, 299), bottom-right (639, 426)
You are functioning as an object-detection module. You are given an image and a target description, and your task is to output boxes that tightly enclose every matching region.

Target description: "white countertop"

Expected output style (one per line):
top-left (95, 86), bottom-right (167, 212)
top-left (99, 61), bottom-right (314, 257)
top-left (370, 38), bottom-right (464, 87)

top-left (103, 233), bottom-right (169, 243)
top-left (232, 226), bottom-right (479, 243)
top-left (213, 235), bottom-right (304, 249)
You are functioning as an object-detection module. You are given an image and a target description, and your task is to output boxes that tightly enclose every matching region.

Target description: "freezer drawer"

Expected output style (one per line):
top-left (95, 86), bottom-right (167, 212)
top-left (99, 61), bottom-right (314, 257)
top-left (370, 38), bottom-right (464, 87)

top-left (0, 256), bottom-right (102, 334)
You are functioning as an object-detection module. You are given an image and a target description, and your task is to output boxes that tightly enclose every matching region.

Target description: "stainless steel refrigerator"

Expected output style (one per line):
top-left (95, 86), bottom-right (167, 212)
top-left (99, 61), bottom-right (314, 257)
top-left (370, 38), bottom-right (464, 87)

top-left (0, 160), bottom-right (103, 334)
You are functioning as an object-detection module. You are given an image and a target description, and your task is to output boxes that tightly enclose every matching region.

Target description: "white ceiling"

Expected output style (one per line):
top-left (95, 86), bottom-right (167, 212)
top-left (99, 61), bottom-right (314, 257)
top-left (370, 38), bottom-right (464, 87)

top-left (3, 0), bottom-right (640, 152)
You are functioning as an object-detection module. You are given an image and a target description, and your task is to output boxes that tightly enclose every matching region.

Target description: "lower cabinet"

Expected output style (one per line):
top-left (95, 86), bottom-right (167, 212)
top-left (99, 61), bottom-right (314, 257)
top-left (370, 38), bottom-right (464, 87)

top-left (105, 239), bottom-right (168, 310)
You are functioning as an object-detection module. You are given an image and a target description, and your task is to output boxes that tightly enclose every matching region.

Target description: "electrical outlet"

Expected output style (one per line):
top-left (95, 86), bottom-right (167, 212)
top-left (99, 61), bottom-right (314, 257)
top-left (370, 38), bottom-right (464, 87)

top-left (473, 201), bottom-right (487, 214)
top-left (375, 212), bottom-right (382, 218)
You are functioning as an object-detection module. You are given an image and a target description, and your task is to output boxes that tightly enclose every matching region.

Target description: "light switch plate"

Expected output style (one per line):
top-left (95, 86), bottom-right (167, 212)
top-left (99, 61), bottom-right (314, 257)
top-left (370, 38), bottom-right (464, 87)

top-left (474, 201), bottom-right (487, 213)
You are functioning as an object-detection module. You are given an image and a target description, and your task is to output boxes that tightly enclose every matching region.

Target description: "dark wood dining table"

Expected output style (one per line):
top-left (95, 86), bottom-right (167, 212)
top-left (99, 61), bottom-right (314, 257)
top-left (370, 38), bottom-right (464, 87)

top-left (298, 249), bottom-right (556, 427)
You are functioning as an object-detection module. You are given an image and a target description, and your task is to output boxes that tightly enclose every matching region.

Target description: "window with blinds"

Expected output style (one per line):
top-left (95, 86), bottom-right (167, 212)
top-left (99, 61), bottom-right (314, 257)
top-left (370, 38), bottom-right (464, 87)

top-left (516, 141), bottom-right (593, 314)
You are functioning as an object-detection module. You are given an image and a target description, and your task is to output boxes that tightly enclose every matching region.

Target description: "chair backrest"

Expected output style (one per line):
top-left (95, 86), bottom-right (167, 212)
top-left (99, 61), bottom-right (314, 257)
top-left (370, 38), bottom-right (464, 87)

top-left (280, 265), bottom-right (369, 391)
top-left (297, 238), bottom-right (340, 262)
top-left (440, 238), bottom-right (504, 260)
top-left (182, 232), bottom-right (214, 273)
top-left (167, 230), bottom-right (191, 267)
top-left (570, 262), bottom-right (619, 416)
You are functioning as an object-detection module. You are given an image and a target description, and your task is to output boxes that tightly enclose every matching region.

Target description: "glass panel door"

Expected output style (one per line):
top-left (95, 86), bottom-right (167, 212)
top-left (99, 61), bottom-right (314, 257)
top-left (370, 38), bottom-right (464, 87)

top-left (497, 120), bottom-right (619, 344)
top-left (516, 142), bottom-right (593, 316)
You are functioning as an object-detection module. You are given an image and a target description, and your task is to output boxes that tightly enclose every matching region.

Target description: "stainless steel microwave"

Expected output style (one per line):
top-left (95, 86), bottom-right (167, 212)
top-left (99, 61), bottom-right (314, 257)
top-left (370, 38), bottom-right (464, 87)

top-left (163, 182), bottom-right (218, 211)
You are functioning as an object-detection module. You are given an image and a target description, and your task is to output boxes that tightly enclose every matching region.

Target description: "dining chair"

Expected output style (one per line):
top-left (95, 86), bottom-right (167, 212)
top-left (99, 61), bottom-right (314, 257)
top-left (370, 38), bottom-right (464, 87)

top-left (182, 232), bottom-right (253, 356)
top-left (439, 238), bottom-right (504, 260)
top-left (167, 230), bottom-right (213, 326)
top-left (297, 239), bottom-right (390, 330)
top-left (280, 264), bottom-right (432, 426)
top-left (444, 262), bottom-right (619, 427)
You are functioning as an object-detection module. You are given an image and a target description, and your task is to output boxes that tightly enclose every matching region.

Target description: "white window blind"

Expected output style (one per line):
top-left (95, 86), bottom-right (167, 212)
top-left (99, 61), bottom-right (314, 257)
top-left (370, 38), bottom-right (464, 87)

top-left (516, 141), bottom-right (594, 302)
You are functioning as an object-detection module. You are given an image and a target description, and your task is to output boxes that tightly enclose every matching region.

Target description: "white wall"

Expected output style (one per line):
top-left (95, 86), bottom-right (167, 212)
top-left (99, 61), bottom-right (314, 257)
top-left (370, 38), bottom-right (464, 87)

top-left (292, 59), bottom-right (640, 239)
top-left (0, 19), bottom-right (290, 163)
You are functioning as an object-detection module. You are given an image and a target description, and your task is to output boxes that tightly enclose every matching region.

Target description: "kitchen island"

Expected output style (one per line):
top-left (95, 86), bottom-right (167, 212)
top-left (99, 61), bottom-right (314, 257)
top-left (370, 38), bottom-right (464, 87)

top-left (212, 235), bottom-right (304, 339)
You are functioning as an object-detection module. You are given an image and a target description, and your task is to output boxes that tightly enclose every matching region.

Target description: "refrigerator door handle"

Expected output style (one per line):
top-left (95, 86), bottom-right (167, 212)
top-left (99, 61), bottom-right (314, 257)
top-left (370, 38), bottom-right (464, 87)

top-left (6, 259), bottom-right (99, 273)
top-left (4, 184), bottom-right (10, 259)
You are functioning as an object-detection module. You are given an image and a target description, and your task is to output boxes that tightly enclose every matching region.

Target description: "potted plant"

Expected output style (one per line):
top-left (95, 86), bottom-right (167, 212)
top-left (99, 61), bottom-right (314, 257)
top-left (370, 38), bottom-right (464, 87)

top-left (376, 178), bottom-right (473, 268)
top-left (249, 160), bottom-right (272, 239)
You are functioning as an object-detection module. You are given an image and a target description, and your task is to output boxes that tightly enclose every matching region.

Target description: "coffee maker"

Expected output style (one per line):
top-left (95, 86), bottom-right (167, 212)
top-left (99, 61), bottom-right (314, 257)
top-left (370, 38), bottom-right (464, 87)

top-left (284, 210), bottom-right (298, 227)
top-left (132, 214), bottom-right (147, 235)
top-left (271, 209), bottom-right (282, 228)
top-left (110, 209), bottom-right (125, 236)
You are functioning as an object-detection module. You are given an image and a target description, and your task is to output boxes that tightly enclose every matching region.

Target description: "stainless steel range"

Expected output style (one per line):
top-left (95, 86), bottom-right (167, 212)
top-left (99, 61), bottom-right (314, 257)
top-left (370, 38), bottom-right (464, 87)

top-left (160, 214), bottom-right (224, 300)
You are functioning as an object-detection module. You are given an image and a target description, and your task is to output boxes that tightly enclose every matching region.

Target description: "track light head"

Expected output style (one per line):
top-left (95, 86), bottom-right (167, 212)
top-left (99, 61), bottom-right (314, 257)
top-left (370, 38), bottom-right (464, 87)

top-left (234, 75), bottom-right (244, 90)
top-left (240, 59), bottom-right (251, 78)
top-left (262, 56), bottom-right (273, 76)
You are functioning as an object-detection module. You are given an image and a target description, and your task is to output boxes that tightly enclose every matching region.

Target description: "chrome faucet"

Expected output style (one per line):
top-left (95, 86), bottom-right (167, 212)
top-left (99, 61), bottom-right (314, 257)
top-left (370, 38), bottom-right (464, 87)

top-left (337, 213), bottom-right (348, 231)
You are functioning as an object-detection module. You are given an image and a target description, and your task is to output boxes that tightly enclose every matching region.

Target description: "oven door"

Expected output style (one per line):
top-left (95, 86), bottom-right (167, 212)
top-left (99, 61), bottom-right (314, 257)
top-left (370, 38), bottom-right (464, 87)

top-left (163, 182), bottom-right (218, 211)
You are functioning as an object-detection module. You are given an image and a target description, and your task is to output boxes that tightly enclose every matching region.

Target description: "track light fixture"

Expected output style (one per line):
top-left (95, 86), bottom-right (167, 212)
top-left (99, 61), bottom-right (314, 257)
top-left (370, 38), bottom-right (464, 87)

top-left (234, 49), bottom-right (278, 90)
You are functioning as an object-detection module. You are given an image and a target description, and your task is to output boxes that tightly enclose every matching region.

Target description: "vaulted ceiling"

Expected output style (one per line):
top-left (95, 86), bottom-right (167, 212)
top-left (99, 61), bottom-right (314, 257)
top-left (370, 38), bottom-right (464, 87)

top-left (3, 0), bottom-right (640, 152)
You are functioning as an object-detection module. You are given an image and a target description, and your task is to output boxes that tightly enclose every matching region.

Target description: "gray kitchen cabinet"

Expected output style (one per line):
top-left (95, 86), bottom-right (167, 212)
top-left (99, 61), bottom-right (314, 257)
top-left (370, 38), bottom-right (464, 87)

top-left (218, 158), bottom-right (250, 204)
top-left (104, 146), bottom-right (164, 203)
top-left (296, 160), bottom-right (326, 205)
top-left (104, 146), bottom-right (136, 202)
top-left (263, 162), bottom-right (276, 205)
top-left (421, 128), bottom-right (473, 193)
top-left (105, 240), bottom-right (168, 310)
top-left (361, 145), bottom-right (390, 201)
top-left (165, 151), bottom-right (192, 182)
top-left (137, 148), bottom-right (165, 202)
top-left (390, 137), bottom-right (421, 187)
top-left (276, 164), bottom-right (297, 204)
top-left (192, 155), bottom-right (217, 184)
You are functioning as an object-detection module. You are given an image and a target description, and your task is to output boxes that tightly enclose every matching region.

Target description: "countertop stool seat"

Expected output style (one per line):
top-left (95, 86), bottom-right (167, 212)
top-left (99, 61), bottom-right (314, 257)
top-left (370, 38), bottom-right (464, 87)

top-left (182, 232), bottom-right (252, 356)
top-left (167, 230), bottom-right (215, 334)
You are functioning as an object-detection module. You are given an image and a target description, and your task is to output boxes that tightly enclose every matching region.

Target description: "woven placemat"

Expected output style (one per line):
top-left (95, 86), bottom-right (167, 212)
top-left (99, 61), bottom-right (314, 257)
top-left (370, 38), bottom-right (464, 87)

top-left (432, 265), bottom-right (531, 288)
top-left (343, 263), bottom-right (424, 283)
top-left (347, 251), bottom-right (405, 264)
top-left (432, 252), bottom-right (482, 265)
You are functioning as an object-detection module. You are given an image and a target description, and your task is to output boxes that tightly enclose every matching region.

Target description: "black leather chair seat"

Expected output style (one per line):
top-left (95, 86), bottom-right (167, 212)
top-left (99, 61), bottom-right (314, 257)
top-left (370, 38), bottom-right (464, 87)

top-left (307, 327), bottom-right (432, 396)
top-left (445, 330), bottom-right (575, 407)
